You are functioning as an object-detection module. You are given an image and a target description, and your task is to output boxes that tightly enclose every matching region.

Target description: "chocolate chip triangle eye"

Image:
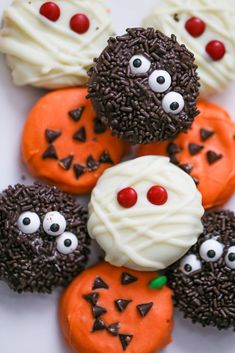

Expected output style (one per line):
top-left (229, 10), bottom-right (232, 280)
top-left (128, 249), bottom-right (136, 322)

top-left (188, 143), bottom-right (204, 155)
top-left (59, 155), bottom-right (73, 170)
top-left (45, 129), bottom-right (62, 143)
top-left (169, 154), bottom-right (180, 165)
top-left (167, 142), bottom-right (181, 155)
top-left (92, 318), bottom-right (106, 332)
top-left (137, 302), bottom-right (153, 317)
top-left (107, 322), bottom-right (120, 336)
top-left (73, 164), bottom-right (85, 179)
top-left (87, 155), bottom-right (99, 171)
top-left (42, 145), bottom-right (58, 159)
top-left (119, 334), bottom-right (133, 351)
top-left (99, 151), bottom-right (114, 164)
top-left (200, 128), bottom-right (214, 141)
top-left (121, 272), bottom-right (138, 285)
top-left (92, 305), bottom-right (107, 318)
top-left (73, 127), bottom-right (86, 142)
top-left (68, 107), bottom-right (85, 121)
top-left (93, 117), bottom-right (107, 133)
top-left (83, 292), bottom-right (99, 305)
top-left (179, 163), bottom-right (193, 174)
top-left (206, 150), bottom-right (223, 165)
top-left (115, 299), bottom-right (132, 312)
top-left (92, 276), bottom-right (109, 290)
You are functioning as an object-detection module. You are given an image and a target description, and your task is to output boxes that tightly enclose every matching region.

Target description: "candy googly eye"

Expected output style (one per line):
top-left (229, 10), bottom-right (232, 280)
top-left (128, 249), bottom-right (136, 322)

top-left (56, 232), bottom-right (78, 254)
top-left (180, 254), bottom-right (202, 275)
top-left (117, 187), bottom-right (138, 208)
top-left (199, 238), bottom-right (224, 262)
top-left (148, 70), bottom-right (172, 93)
top-left (17, 212), bottom-right (40, 234)
top-left (162, 92), bottom-right (185, 114)
top-left (147, 185), bottom-right (168, 205)
top-left (43, 211), bottom-right (66, 236)
top-left (129, 55), bottom-right (151, 75)
top-left (225, 246), bottom-right (235, 269)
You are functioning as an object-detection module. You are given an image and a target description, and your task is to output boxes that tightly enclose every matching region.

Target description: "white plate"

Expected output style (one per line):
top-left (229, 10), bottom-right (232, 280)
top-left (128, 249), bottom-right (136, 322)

top-left (0, 1), bottom-right (234, 353)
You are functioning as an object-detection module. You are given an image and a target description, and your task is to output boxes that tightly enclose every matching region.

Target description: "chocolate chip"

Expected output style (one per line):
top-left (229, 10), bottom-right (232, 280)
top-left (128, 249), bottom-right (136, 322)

top-left (92, 318), bottom-right (106, 332)
top-left (99, 151), bottom-right (114, 164)
top-left (92, 305), bottom-right (107, 318)
top-left (136, 302), bottom-right (154, 317)
top-left (42, 145), bottom-right (58, 160)
top-left (73, 127), bottom-right (86, 142)
top-left (121, 272), bottom-right (138, 285)
top-left (119, 334), bottom-right (133, 351)
top-left (83, 292), bottom-right (99, 305)
top-left (206, 151), bottom-right (223, 165)
top-left (87, 155), bottom-right (99, 171)
top-left (45, 129), bottom-right (62, 143)
top-left (94, 117), bottom-right (107, 134)
top-left (179, 163), bottom-right (193, 174)
top-left (58, 155), bottom-right (73, 170)
top-left (68, 107), bottom-right (85, 122)
top-left (106, 322), bottom-right (120, 336)
top-left (92, 276), bottom-right (109, 290)
top-left (167, 142), bottom-right (182, 155)
top-left (200, 128), bottom-right (214, 141)
top-left (169, 154), bottom-right (180, 165)
top-left (115, 299), bottom-right (132, 312)
top-left (192, 176), bottom-right (199, 185)
top-left (73, 164), bottom-right (85, 179)
top-left (188, 143), bottom-right (204, 155)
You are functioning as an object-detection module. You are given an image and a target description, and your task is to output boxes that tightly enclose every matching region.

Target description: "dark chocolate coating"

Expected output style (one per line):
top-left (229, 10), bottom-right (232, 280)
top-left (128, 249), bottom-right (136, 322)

top-left (167, 210), bottom-right (235, 330)
top-left (0, 183), bottom-right (90, 293)
top-left (88, 28), bottom-right (200, 144)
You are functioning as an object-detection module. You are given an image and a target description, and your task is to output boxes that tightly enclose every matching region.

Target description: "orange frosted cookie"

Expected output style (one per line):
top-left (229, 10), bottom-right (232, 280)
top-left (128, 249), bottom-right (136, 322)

top-left (137, 100), bottom-right (235, 209)
top-left (60, 261), bottom-right (173, 353)
top-left (22, 88), bottom-right (126, 194)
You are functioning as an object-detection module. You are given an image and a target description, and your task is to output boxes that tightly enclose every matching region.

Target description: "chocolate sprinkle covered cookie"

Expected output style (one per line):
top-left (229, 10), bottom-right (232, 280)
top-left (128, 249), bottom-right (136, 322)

top-left (0, 183), bottom-right (90, 293)
top-left (88, 27), bottom-right (200, 144)
top-left (168, 210), bottom-right (235, 330)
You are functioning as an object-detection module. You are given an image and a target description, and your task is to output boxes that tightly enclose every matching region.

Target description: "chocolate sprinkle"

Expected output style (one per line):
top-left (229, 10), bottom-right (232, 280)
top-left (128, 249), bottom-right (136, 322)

top-left (42, 144), bottom-right (58, 160)
top-left (188, 143), bottom-right (204, 156)
top-left (179, 163), bottom-right (193, 174)
top-left (59, 155), bottom-right (73, 170)
top-left (73, 164), bottom-right (85, 179)
top-left (94, 117), bottom-right (107, 134)
top-left (206, 150), bottom-right (223, 165)
top-left (121, 272), bottom-right (138, 285)
top-left (92, 276), bottom-right (109, 290)
top-left (92, 318), bottom-right (106, 332)
top-left (83, 292), bottom-right (99, 305)
top-left (119, 334), bottom-right (133, 351)
top-left (136, 302), bottom-right (154, 317)
top-left (106, 322), bottom-right (120, 336)
top-left (115, 299), bottom-right (132, 312)
top-left (69, 107), bottom-right (84, 122)
top-left (92, 305), bottom-right (107, 318)
top-left (99, 151), bottom-right (114, 164)
top-left (73, 127), bottom-right (87, 142)
top-left (87, 155), bottom-right (99, 171)
top-left (200, 128), bottom-right (214, 141)
top-left (45, 129), bottom-right (61, 143)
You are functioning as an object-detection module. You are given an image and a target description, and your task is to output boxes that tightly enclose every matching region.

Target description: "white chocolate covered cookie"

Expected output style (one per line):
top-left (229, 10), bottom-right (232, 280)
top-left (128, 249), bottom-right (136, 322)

top-left (0, 0), bottom-right (113, 89)
top-left (143, 0), bottom-right (235, 97)
top-left (88, 156), bottom-right (204, 271)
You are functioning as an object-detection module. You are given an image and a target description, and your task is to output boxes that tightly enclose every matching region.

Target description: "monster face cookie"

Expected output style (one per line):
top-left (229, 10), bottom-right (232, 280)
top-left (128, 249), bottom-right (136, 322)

top-left (0, 183), bottom-right (90, 293)
top-left (143, 0), bottom-right (235, 97)
top-left (22, 88), bottom-right (126, 194)
top-left (137, 100), bottom-right (235, 209)
top-left (60, 261), bottom-right (173, 353)
top-left (168, 210), bottom-right (235, 330)
top-left (88, 27), bottom-right (200, 144)
top-left (0, 0), bottom-right (113, 89)
top-left (88, 156), bottom-right (204, 271)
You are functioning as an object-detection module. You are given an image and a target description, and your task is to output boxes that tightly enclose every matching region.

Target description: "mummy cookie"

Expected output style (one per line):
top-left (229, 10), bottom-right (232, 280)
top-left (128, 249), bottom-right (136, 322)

top-left (88, 156), bottom-right (204, 271)
top-left (88, 27), bottom-right (200, 144)
top-left (22, 88), bottom-right (126, 194)
top-left (0, 0), bottom-right (113, 89)
top-left (168, 210), bottom-right (235, 330)
top-left (137, 100), bottom-right (235, 209)
top-left (143, 0), bottom-right (235, 97)
top-left (0, 183), bottom-right (90, 293)
top-left (60, 261), bottom-right (173, 353)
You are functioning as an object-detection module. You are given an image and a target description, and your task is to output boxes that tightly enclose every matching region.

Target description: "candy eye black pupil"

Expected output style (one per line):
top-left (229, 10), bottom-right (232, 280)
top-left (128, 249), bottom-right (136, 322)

top-left (64, 239), bottom-right (72, 247)
top-left (133, 58), bottom-right (142, 68)
top-left (23, 217), bottom-right (31, 226)
top-left (170, 102), bottom-right (179, 111)
top-left (50, 223), bottom-right (60, 232)
top-left (228, 253), bottom-right (235, 262)
top-left (207, 249), bottom-right (216, 258)
top-left (184, 264), bottom-right (192, 272)
top-left (157, 76), bottom-right (165, 84)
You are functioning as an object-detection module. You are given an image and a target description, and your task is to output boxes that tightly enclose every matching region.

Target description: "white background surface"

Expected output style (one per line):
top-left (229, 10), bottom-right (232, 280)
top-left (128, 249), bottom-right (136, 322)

top-left (0, 1), bottom-right (234, 353)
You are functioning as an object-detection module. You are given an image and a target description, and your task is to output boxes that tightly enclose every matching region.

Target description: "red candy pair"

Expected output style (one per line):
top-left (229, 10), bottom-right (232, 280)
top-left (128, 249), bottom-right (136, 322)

top-left (117, 186), bottom-right (168, 208)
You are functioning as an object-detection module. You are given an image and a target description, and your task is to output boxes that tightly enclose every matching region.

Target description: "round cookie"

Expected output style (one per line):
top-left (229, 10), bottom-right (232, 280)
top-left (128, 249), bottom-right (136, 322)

top-left (137, 100), bottom-right (235, 209)
top-left (88, 156), bottom-right (204, 271)
top-left (88, 27), bottom-right (200, 144)
top-left (22, 88), bottom-right (126, 195)
top-left (0, 183), bottom-right (90, 293)
top-left (0, 0), bottom-right (113, 89)
top-left (143, 0), bottom-right (235, 97)
top-left (167, 210), bottom-right (235, 330)
top-left (60, 261), bottom-right (173, 353)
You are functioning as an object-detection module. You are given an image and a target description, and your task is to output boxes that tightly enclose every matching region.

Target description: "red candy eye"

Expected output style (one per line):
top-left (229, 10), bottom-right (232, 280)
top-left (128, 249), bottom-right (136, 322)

top-left (117, 187), bottom-right (138, 208)
top-left (147, 186), bottom-right (168, 205)
top-left (39, 2), bottom-right (60, 22)
top-left (70, 14), bottom-right (90, 34)
top-left (206, 40), bottom-right (226, 61)
top-left (185, 17), bottom-right (206, 37)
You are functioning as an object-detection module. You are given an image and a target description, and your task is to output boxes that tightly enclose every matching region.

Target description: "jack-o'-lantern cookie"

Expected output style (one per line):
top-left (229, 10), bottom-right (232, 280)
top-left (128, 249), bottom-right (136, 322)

top-left (60, 261), bottom-right (173, 353)
top-left (22, 88), bottom-right (126, 194)
top-left (137, 100), bottom-right (235, 209)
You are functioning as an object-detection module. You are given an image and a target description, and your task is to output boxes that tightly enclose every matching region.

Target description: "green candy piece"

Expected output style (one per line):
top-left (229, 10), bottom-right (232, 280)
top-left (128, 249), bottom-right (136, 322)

top-left (149, 275), bottom-right (167, 289)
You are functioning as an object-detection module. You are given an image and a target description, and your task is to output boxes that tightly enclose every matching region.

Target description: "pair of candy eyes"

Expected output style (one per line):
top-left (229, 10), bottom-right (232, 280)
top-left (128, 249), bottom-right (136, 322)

top-left (129, 55), bottom-right (184, 115)
top-left (17, 211), bottom-right (78, 255)
top-left (117, 186), bottom-right (168, 208)
top-left (180, 239), bottom-right (235, 274)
